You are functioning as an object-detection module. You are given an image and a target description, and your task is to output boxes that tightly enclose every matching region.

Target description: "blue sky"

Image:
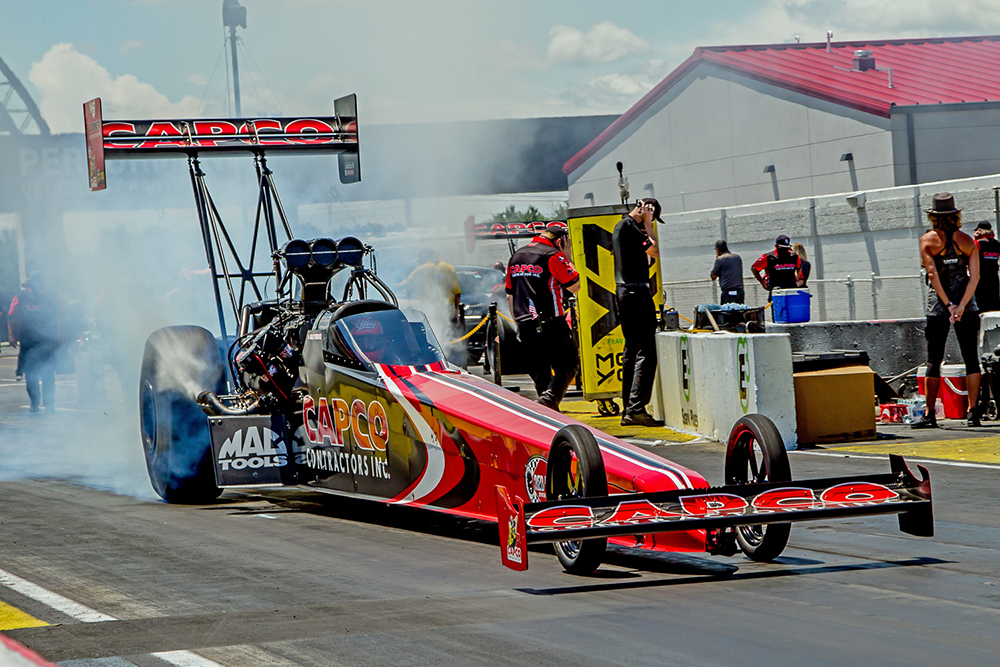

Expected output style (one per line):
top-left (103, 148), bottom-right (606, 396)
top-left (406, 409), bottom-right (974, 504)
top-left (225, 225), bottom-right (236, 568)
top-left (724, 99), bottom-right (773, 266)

top-left (3, 0), bottom-right (1000, 133)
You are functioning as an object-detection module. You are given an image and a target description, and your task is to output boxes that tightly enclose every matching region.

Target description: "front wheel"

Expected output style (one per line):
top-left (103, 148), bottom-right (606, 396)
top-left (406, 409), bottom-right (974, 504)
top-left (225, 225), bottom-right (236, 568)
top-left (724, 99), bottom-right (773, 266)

top-left (545, 425), bottom-right (608, 575)
top-left (725, 414), bottom-right (792, 561)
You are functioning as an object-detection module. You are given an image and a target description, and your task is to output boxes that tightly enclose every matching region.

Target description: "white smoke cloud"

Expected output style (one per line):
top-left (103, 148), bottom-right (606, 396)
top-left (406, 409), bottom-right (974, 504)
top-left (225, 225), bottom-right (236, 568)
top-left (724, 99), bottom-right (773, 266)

top-left (547, 21), bottom-right (650, 64)
top-left (28, 43), bottom-right (202, 134)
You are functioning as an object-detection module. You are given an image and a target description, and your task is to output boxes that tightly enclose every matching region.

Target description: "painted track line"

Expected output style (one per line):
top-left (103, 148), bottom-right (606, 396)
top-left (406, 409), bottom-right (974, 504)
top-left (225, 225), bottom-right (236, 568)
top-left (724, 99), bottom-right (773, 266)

top-left (0, 567), bottom-right (224, 667)
top-left (793, 449), bottom-right (1000, 470)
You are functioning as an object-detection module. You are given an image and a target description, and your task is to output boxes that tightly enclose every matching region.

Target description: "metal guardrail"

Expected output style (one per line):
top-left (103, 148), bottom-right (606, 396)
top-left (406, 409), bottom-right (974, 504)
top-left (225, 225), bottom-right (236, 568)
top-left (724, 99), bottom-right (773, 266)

top-left (662, 274), bottom-right (927, 322)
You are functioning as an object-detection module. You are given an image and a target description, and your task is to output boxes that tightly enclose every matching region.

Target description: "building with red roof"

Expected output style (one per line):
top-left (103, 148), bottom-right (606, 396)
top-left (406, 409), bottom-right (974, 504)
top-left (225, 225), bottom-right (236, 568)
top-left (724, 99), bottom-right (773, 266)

top-left (565, 35), bottom-right (1000, 214)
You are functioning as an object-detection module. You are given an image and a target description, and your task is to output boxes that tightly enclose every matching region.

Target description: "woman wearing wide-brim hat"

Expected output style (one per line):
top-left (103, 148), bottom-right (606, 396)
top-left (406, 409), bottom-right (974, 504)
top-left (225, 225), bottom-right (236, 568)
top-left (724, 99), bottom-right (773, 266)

top-left (914, 192), bottom-right (982, 428)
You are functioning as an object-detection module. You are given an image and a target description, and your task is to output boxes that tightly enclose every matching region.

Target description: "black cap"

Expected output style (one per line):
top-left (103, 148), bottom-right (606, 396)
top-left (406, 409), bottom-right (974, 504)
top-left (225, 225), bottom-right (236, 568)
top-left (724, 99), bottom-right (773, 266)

top-left (977, 221), bottom-right (993, 231)
top-left (547, 225), bottom-right (569, 239)
top-left (775, 235), bottom-right (791, 248)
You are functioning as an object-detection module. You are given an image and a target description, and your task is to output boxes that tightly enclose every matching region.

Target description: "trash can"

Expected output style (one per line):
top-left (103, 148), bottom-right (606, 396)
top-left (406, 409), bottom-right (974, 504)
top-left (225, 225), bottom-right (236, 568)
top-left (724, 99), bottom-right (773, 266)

top-left (772, 289), bottom-right (811, 324)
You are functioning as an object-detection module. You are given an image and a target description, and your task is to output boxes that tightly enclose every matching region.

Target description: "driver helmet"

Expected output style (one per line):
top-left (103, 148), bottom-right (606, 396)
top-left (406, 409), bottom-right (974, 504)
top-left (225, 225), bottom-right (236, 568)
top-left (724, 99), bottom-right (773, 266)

top-left (349, 316), bottom-right (386, 362)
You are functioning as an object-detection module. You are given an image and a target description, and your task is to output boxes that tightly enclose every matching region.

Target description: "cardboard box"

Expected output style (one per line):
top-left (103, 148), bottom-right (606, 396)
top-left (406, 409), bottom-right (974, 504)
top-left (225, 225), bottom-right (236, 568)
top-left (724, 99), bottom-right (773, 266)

top-left (794, 365), bottom-right (876, 444)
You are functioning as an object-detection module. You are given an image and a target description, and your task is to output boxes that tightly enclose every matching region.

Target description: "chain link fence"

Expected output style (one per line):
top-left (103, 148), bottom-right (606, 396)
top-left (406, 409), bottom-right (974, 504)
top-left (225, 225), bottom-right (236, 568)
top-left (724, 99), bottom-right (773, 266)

top-left (662, 274), bottom-right (927, 322)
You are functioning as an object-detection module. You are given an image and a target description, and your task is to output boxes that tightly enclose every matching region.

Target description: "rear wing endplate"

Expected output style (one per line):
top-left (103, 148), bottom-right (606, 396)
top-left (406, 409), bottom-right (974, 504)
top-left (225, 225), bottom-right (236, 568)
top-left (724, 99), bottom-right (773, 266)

top-left (496, 453), bottom-right (932, 571)
top-left (84, 94), bottom-right (360, 191)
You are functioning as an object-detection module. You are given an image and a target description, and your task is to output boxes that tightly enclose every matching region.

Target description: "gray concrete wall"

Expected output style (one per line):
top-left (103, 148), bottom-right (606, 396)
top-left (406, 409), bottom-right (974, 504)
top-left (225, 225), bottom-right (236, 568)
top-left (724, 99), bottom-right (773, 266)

top-left (568, 63), bottom-right (894, 214)
top-left (892, 103), bottom-right (1000, 186)
top-left (769, 319), bottom-right (961, 378)
top-left (656, 173), bottom-right (1000, 303)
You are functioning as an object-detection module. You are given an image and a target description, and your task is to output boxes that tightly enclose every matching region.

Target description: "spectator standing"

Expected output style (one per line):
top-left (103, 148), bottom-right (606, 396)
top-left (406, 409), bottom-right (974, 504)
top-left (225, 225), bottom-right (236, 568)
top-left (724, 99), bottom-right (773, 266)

top-left (613, 198), bottom-right (665, 427)
top-left (751, 235), bottom-right (801, 298)
top-left (505, 228), bottom-right (581, 411)
top-left (913, 193), bottom-right (982, 428)
top-left (7, 272), bottom-right (62, 413)
top-left (710, 240), bottom-right (744, 304)
top-left (973, 221), bottom-right (1000, 312)
top-left (792, 243), bottom-right (811, 287)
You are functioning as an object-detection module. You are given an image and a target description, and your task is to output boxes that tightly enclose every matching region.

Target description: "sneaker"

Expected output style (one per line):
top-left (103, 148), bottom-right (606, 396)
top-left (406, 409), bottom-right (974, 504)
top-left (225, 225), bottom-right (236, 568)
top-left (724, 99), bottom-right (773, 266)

top-left (910, 413), bottom-right (938, 429)
top-left (620, 411), bottom-right (665, 427)
top-left (536, 396), bottom-right (560, 412)
top-left (967, 407), bottom-right (982, 427)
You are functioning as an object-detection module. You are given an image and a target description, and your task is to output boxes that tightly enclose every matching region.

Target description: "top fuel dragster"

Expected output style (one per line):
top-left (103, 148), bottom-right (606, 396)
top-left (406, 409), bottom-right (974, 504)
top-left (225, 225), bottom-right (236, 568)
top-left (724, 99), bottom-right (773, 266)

top-left (84, 98), bottom-right (932, 575)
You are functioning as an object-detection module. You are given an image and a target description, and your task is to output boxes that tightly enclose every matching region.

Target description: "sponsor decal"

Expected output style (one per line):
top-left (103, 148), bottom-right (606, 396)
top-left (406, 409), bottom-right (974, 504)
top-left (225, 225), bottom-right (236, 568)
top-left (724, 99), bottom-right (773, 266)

top-left (524, 455), bottom-right (547, 502)
top-left (304, 447), bottom-right (390, 479)
top-left (526, 482), bottom-right (901, 532)
top-left (506, 516), bottom-right (523, 564)
top-left (217, 426), bottom-right (287, 471)
top-left (508, 263), bottom-right (544, 278)
top-left (680, 335), bottom-right (691, 402)
top-left (474, 220), bottom-right (568, 238)
top-left (102, 117), bottom-right (355, 151)
top-left (351, 316), bottom-right (380, 333)
top-left (737, 336), bottom-right (750, 414)
top-left (303, 395), bottom-right (389, 451)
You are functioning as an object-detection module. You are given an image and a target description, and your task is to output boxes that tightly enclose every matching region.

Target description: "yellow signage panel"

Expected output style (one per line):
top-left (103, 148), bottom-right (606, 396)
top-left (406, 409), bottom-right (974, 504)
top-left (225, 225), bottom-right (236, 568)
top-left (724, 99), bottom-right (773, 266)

top-left (568, 211), bottom-right (662, 401)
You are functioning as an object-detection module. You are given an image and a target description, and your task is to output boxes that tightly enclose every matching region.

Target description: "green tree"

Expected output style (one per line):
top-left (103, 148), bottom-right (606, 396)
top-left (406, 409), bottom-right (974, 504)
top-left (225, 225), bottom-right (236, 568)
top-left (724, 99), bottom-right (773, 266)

top-left (548, 200), bottom-right (569, 221)
top-left (487, 204), bottom-right (545, 224)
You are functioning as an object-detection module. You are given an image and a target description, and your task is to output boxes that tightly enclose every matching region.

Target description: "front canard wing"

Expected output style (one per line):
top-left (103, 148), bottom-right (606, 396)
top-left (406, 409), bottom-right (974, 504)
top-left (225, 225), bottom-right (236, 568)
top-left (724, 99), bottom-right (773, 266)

top-left (496, 454), bottom-right (932, 571)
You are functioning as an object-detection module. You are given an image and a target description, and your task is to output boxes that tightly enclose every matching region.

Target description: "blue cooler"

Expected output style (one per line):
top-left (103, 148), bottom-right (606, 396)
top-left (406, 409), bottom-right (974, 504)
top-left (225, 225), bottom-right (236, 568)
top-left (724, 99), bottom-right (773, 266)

top-left (772, 289), bottom-right (811, 323)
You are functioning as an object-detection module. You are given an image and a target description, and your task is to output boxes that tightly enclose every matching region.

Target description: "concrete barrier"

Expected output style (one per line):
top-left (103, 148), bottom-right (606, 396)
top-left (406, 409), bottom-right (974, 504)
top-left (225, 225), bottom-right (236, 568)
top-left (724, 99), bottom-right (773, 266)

top-left (769, 318), bottom-right (961, 378)
top-left (654, 331), bottom-right (798, 449)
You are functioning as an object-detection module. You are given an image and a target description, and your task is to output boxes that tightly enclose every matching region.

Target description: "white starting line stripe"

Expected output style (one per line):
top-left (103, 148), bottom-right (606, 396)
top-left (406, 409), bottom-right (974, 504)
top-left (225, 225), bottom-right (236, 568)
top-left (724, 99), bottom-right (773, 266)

top-left (792, 449), bottom-right (1000, 471)
top-left (0, 567), bottom-right (224, 667)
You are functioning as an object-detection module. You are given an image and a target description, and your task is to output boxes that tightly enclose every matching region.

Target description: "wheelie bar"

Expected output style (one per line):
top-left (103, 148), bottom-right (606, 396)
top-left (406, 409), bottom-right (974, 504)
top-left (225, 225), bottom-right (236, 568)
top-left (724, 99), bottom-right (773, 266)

top-left (496, 454), bottom-right (932, 571)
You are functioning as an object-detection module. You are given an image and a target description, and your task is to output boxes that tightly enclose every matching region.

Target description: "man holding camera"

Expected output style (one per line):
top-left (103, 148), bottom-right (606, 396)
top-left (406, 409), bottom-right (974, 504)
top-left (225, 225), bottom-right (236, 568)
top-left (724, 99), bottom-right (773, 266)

top-left (614, 198), bottom-right (665, 427)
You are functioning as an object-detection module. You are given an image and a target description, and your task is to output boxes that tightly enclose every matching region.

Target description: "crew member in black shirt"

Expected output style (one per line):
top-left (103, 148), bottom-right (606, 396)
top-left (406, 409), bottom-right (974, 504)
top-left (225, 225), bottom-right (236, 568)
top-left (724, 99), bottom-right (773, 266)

top-left (974, 221), bottom-right (1000, 312)
top-left (613, 198), bottom-right (665, 427)
top-left (505, 227), bottom-right (581, 411)
top-left (710, 239), bottom-right (744, 304)
top-left (751, 235), bottom-right (801, 297)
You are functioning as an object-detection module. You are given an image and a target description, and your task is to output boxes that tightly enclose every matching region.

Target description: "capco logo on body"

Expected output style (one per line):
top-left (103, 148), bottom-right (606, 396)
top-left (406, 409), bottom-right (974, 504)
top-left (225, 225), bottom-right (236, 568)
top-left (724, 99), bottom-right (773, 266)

top-left (303, 395), bottom-right (389, 451)
top-left (217, 427), bottom-right (287, 470)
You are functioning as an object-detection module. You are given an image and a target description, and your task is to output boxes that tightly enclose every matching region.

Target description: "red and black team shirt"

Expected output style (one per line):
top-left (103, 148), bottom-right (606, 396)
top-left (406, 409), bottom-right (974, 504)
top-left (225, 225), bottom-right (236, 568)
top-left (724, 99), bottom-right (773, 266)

top-left (752, 249), bottom-right (801, 290)
top-left (976, 236), bottom-right (1000, 310)
top-left (505, 236), bottom-right (580, 322)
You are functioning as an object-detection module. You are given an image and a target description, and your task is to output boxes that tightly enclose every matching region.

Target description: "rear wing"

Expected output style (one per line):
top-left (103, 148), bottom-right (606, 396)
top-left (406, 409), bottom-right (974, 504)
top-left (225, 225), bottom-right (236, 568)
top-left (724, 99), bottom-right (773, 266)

top-left (84, 94), bottom-right (360, 191)
top-left (464, 217), bottom-right (568, 253)
top-left (496, 454), bottom-right (932, 571)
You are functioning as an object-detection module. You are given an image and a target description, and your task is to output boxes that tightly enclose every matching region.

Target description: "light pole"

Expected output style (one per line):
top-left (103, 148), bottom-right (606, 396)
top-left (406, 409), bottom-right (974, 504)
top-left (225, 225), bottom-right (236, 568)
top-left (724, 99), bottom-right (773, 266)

top-left (222, 0), bottom-right (247, 116)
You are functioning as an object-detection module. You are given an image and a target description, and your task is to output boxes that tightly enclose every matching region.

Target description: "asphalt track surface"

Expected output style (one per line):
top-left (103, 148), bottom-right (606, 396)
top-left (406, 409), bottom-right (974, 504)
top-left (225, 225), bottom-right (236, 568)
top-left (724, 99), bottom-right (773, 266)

top-left (1, 345), bottom-right (1000, 666)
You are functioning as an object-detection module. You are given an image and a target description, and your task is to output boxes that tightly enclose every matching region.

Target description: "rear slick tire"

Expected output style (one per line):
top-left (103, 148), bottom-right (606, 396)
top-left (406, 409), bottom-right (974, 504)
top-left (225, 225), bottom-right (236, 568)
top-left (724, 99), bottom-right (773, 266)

top-left (545, 425), bottom-right (608, 575)
top-left (725, 414), bottom-right (792, 562)
top-left (139, 326), bottom-right (225, 504)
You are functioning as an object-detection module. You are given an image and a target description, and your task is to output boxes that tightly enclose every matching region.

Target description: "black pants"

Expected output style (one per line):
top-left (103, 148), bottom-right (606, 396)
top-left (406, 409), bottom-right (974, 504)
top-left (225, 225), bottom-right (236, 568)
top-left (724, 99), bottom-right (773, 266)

top-left (517, 317), bottom-right (578, 406)
top-left (616, 286), bottom-right (658, 415)
top-left (925, 313), bottom-right (981, 377)
top-left (720, 287), bottom-right (745, 305)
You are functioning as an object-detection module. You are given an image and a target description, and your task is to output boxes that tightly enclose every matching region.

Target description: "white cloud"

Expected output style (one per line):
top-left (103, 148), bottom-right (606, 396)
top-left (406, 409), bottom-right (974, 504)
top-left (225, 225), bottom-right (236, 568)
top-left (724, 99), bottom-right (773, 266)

top-left (119, 40), bottom-right (146, 54)
top-left (559, 59), bottom-right (670, 112)
top-left (29, 43), bottom-right (202, 133)
top-left (547, 21), bottom-right (650, 64)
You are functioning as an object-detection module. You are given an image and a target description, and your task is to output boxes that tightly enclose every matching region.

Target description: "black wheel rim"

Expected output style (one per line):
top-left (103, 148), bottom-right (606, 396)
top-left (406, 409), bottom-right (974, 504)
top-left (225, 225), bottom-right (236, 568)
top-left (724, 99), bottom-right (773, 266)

top-left (733, 428), bottom-right (767, 547)
top-left (554, 446), bottom-right (583, 557)
top-left (140, 380), bottom-right (158, 457)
